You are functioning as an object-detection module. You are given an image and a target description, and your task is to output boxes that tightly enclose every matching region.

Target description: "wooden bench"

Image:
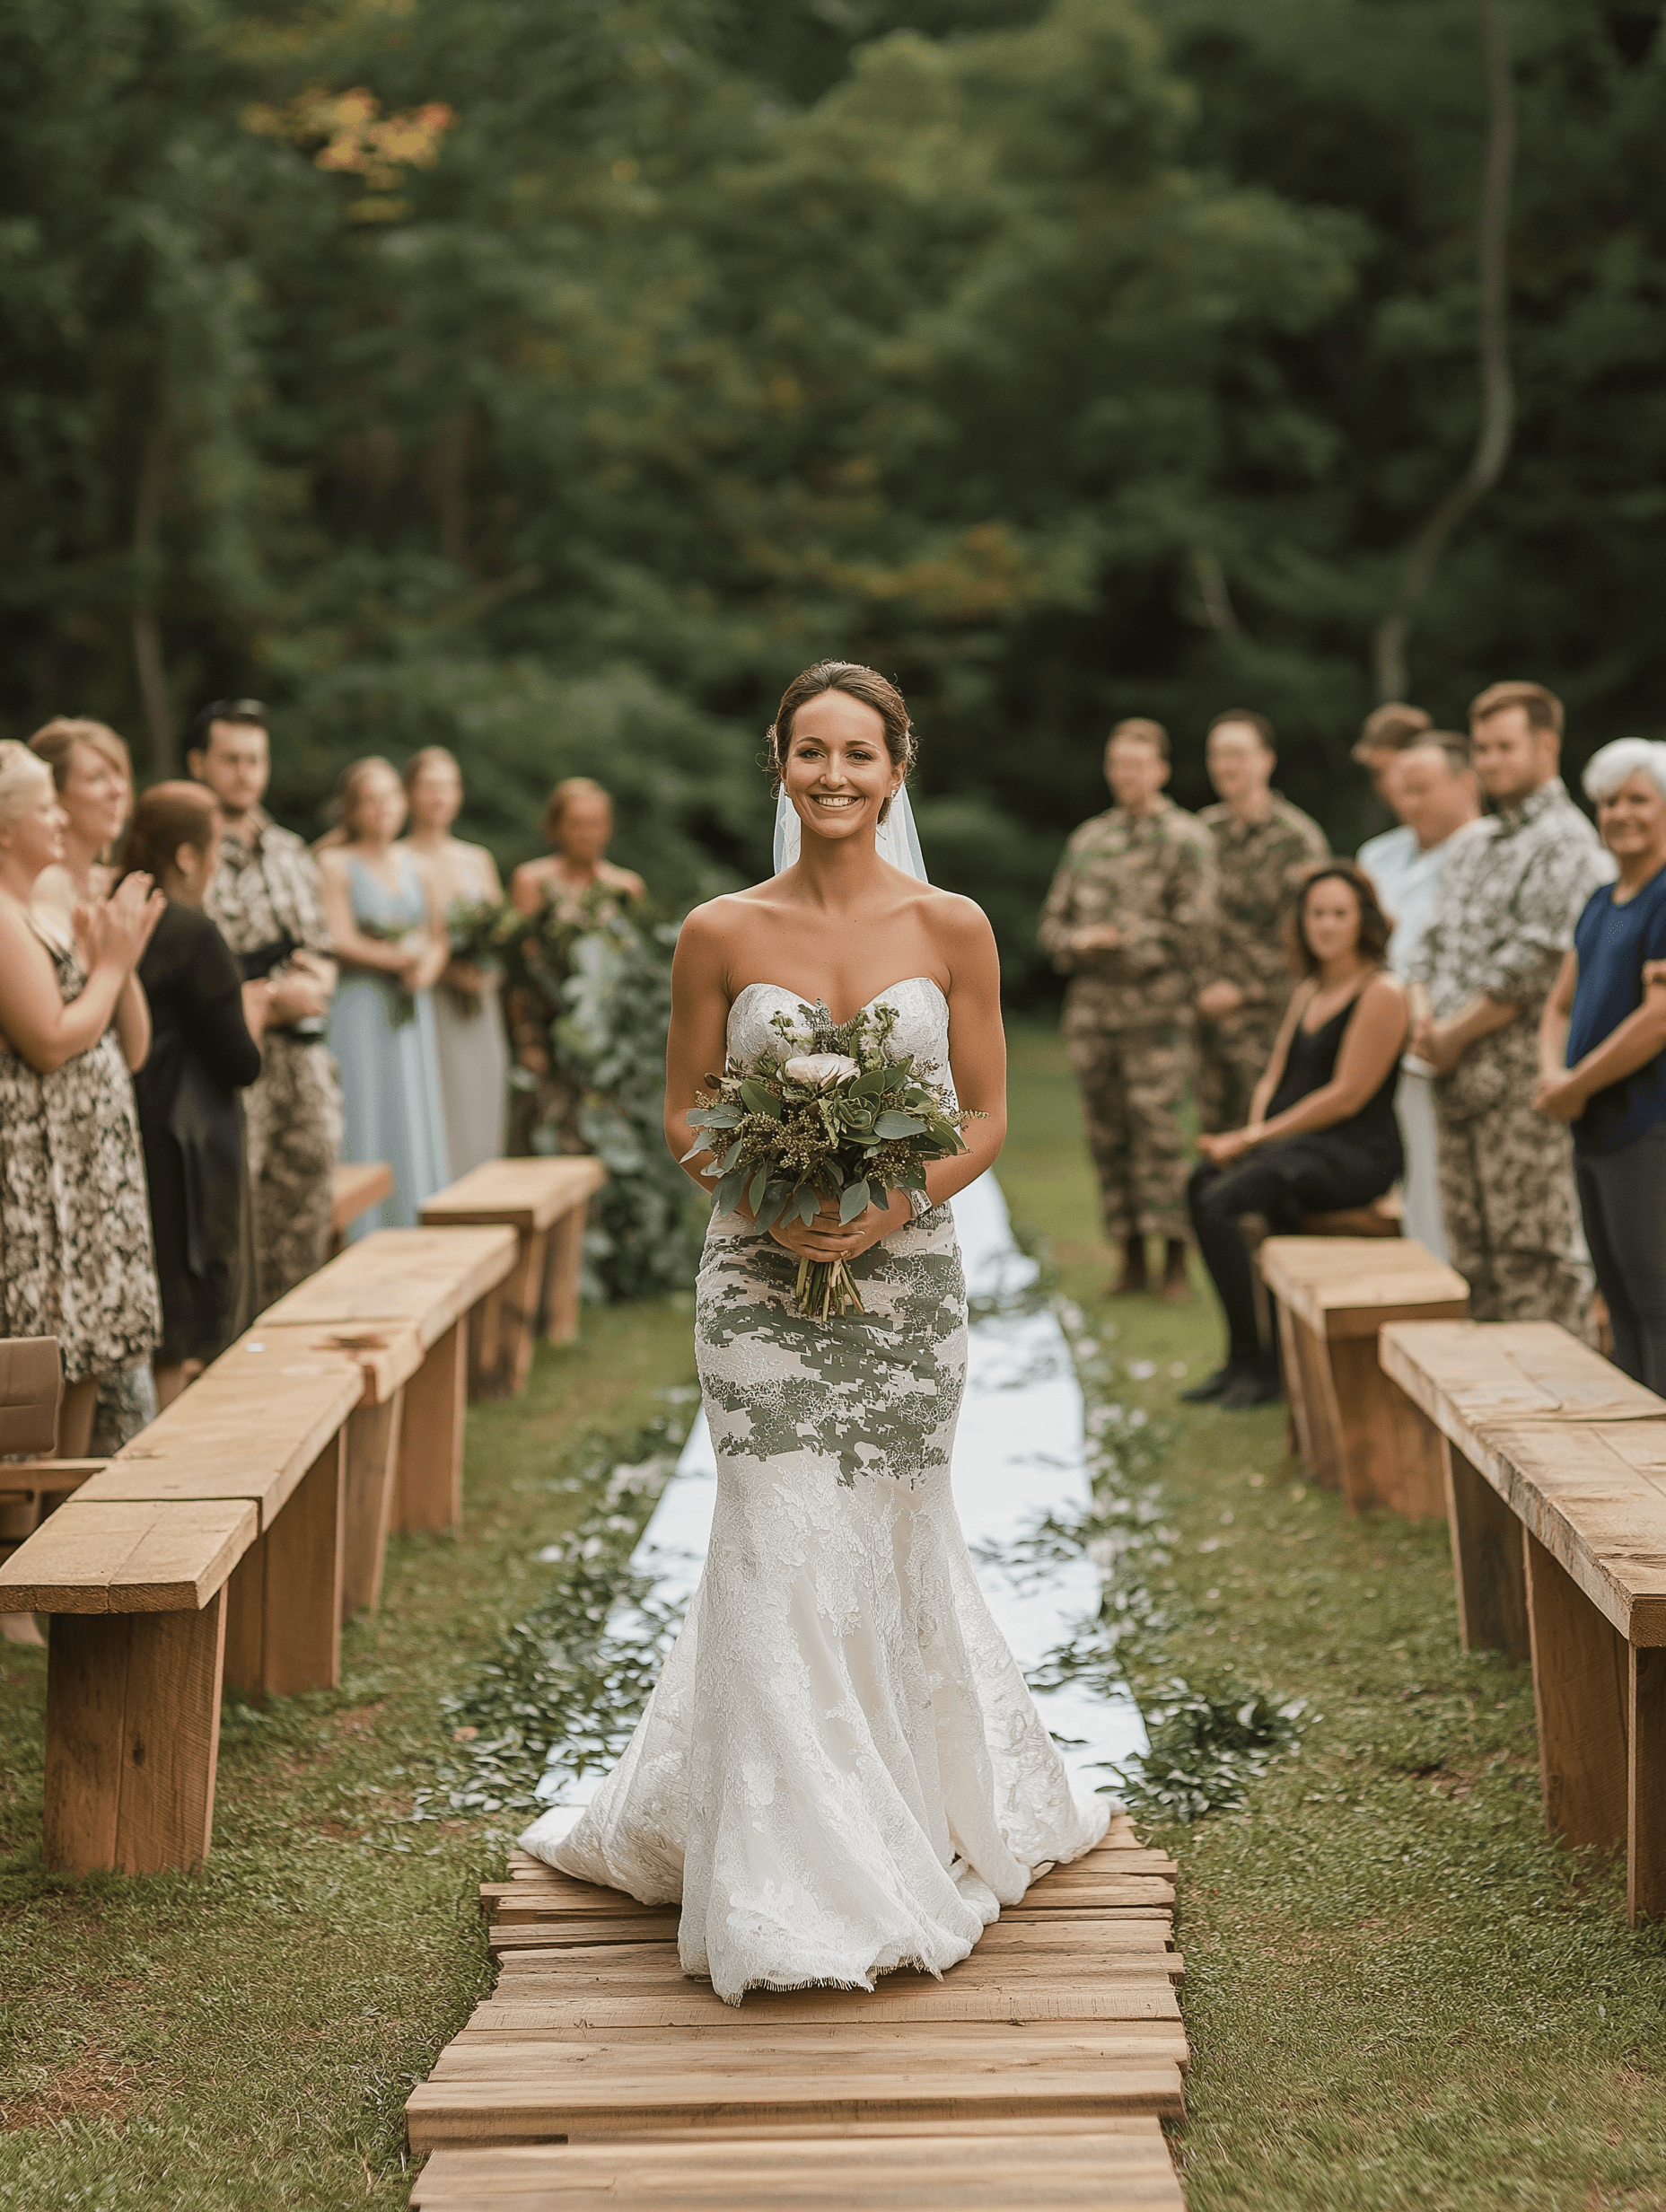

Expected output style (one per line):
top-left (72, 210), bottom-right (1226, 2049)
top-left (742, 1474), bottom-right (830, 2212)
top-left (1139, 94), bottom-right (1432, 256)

top-left (330, 1160), bottom-right (396, 1255)
top-left (260, 1226), bottom-right (518, 1530)
top-left (420, 1157), bottom-right (607, 1399)
top-left (1302, 1189), bottom-right (1403, 1238)
top-left (1380, 1321), bottom-right (1666, 1923)
top-left (1258, 1237), bottom-right (1469, 1516)
top-left (217, 1321), bottom-right (427, 1621)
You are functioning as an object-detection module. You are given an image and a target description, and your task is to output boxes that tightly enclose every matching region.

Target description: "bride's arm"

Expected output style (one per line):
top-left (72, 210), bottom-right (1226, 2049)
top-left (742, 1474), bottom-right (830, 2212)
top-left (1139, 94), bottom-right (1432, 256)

top-left (664, 902), bottom-right (740, 1192)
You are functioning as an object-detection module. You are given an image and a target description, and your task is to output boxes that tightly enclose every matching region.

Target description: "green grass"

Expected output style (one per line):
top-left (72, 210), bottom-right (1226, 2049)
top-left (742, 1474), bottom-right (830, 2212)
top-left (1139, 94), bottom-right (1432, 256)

top-left (4, 1032), bottom-right (1664, 2208)
top-left (1002, 1021), bottom-right (1666, 2212)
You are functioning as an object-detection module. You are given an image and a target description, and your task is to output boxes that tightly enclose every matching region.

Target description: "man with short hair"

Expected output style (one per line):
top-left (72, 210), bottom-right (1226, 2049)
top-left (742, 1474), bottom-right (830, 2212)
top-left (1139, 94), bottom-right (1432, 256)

top-left (1194, 710), bottom-right (1328, 1133)
top-left (1356, 732), bottom-right (1483, 1259)
top-left (189, 701), bottom-right (344, 1308)
top-left (1408, 681), bottom-right (1614, 1330)
top-left (1351, 700), bottom-right (1434, 805)
top-left (1040, 718), bottom-right (1216, 1300)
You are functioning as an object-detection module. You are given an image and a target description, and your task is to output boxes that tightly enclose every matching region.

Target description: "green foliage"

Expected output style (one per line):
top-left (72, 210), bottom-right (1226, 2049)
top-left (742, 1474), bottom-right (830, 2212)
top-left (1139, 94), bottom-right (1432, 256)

top-left (4, 0), bottom-right (1663, 986)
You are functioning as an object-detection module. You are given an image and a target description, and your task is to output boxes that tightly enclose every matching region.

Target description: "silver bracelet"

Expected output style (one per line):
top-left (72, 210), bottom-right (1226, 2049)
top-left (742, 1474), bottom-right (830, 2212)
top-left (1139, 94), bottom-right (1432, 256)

top-left (907, 1188), bottom-right (934, 1221)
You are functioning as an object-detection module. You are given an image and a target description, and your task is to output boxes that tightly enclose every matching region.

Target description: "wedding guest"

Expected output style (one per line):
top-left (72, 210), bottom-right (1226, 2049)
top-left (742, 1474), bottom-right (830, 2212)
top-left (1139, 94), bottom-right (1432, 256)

top-left (318, 758), bottom-right (451, 1232)
top-left (1536, 740), bottom-right (1666, 1389)
top-left (400, 746), bottom-right (509, 1176)
top-left (29, 718), bottom-right (150, 1075)
top-left (506, 777), bottom-right (644, 1154)
top-left (1185, 863), bottom-right (1407, 1408)
top-left (0, 742), bottom-right (163, 1455)
top-left (120, 784), bottom-right (265, 1407)
top-left (1355, 733), bottom-right (1483, 1260)
top-left (29, 717), bottom-right (158, 1448)
top-left (1350, 700), bottom-right (1434, 805)
top-left (190, 701), bottom-right (343, 1306)
top-left (1194, 711), bottom-right (1328, 1136)
top-left (1408, 680), bottom-right (1613, 1331)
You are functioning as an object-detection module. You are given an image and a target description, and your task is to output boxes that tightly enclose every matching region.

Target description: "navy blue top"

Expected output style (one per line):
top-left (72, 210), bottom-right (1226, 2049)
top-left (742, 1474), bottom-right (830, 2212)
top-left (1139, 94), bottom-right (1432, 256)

top-left (1567, 865), bottom-right (1666, 1154)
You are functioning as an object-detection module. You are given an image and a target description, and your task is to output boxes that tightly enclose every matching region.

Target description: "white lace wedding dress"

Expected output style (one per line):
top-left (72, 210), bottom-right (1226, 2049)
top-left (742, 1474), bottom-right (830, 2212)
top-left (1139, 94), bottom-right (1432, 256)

top-left (520, 977), bottom-right (1110, 2002)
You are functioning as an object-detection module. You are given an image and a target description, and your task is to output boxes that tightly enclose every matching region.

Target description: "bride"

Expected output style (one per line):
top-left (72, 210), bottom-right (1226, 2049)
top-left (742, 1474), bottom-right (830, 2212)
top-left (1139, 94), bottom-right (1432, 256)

top-left (520, 660), bottom-right (1109, 2001)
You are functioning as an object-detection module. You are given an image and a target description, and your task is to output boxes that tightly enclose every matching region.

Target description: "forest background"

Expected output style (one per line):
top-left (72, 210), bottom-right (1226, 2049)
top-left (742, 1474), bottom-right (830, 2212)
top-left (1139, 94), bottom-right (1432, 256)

top-left (5, 0), bottom-right (1664, 994)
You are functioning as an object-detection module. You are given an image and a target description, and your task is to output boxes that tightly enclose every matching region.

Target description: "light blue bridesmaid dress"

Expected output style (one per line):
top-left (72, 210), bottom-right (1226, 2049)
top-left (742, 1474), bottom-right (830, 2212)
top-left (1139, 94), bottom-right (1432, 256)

top-left (328, 853), bottom-right (450, 1234)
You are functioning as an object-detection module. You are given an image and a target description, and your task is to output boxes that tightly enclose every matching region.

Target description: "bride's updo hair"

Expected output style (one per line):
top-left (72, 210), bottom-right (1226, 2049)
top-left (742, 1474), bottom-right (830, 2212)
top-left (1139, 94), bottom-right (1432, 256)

top-left (767, 662), bottom-right (916, 822)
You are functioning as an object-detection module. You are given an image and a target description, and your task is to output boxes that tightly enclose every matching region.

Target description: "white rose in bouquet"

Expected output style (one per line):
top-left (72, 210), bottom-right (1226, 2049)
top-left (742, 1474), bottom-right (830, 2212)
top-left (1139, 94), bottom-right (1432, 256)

top-left (782, 1053), bottom-right (862, 1093)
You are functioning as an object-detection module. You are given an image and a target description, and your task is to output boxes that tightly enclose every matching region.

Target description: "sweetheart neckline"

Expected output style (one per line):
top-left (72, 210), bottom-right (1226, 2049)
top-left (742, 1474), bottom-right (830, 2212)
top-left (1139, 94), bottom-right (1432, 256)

top-left (729, 976), bottom-right (948, 1027)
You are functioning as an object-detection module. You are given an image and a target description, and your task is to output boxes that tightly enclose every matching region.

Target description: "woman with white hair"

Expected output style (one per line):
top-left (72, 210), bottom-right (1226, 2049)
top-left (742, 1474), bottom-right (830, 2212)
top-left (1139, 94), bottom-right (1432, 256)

top-left (0, 742), bottom-right (165, 1454)
top-left (1536, 737), bottom-right (1666, 1388)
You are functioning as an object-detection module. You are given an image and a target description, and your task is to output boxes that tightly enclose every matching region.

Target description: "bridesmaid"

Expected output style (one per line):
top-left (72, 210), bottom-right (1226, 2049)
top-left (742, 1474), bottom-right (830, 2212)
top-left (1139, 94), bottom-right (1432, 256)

top-left (317, 758), bottom-right (451, 1233)
top-left (29, 718), bottom-right (150, 1079)
top-left (399, 746), bottom-right (509, 1176)
top-left (505, 777), bottom-right (644, 1155)
top-left (0, 742), bottom-right (163, 1457)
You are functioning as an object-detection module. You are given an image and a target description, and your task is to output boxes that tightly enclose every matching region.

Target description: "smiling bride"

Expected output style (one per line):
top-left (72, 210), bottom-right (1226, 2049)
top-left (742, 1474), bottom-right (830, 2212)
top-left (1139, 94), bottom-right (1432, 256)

top-left (519, 660), bottom-right (1110, 2002)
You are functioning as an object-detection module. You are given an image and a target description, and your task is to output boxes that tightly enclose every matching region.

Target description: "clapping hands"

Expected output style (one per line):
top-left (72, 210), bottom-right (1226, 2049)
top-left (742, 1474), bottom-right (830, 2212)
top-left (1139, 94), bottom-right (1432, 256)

top-left (75, 874), bottom-right (165, 975)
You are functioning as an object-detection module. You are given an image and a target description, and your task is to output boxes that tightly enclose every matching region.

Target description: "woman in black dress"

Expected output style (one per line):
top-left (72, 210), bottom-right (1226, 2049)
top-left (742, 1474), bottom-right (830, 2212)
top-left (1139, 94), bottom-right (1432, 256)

top-left (119, 784), bottom-right (265, 1406)
top-left (1184, 862), bottom-right (1407, 1408)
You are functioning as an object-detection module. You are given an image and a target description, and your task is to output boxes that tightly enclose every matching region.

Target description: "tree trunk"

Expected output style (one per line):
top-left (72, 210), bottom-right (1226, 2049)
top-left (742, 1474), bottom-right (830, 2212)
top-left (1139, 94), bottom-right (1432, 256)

top-left (131, 420), bottom-right (175, 774)
top-left (1373, 0), bottom-right (1516, 703)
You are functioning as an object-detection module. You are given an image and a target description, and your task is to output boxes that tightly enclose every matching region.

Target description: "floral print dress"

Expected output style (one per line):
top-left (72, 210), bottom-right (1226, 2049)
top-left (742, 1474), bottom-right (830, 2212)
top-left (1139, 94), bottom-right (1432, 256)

top-left (0, 926), bottom-right (162, 1384)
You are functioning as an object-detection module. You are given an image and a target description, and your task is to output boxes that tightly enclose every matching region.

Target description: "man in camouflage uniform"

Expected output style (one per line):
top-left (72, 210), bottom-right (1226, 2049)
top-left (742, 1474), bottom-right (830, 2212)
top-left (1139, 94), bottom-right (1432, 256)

top-left (190, 702), bottom-right (345, 1310)
top-left (1194, 710), bottom-right (1328, 1132)
top-left (1409, 680), bottom-right (1613, 1334)
top-left (1039, 719), bottom-right (1216, 1300)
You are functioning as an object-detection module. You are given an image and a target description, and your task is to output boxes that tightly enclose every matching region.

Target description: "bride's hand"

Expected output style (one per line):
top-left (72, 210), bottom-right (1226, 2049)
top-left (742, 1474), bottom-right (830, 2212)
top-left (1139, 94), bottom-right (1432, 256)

top-left (768, 1190), bottom-right (911, 1264)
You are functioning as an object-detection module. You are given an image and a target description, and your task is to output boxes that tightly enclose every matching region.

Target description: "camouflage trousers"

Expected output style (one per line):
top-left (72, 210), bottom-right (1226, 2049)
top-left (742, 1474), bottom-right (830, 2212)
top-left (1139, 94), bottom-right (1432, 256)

top-left (1196, 1005), bottom-right (1284, 1136)
top-left (1065, 1019), bottom-right (1193, 1242)
top-left (244, 1035), bottom-right (344, 1312)
top-left (1434, 1094), bottom-right (1595, 1341)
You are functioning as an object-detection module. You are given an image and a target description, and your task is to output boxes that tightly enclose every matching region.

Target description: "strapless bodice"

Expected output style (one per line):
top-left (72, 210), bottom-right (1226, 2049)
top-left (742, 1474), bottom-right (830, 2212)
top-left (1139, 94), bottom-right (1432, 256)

top-left (725, 976), bottom-right (951, 1088)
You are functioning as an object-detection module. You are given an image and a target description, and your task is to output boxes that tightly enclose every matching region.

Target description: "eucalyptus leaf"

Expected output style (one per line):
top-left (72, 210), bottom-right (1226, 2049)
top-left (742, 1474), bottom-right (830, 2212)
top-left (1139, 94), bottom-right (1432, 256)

top-left (838, 1180), bottom-right (872, 1223)
top-left (874, 1110), bottom-right (925, 1138)
top-left (740, 1079), bottom-right (783, 1118)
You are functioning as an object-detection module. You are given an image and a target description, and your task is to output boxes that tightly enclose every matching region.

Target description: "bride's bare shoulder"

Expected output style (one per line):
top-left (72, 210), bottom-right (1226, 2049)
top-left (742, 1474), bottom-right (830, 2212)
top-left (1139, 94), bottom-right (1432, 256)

top-left (917, 884), bottom-right (995, 959)
top-left (677, 891), bottom-right (777, 961)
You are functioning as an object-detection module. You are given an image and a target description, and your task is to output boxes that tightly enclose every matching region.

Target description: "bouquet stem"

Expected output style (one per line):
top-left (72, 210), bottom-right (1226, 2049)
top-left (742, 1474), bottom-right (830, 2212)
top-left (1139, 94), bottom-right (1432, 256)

top-left (794, 1255), bottom-right (866, 1324)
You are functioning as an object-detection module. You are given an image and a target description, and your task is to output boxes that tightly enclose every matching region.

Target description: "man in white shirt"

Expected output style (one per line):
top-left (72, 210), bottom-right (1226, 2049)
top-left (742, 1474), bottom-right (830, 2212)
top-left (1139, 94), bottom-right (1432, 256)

top-left (1355, 732), bottom-right (1482, 1258)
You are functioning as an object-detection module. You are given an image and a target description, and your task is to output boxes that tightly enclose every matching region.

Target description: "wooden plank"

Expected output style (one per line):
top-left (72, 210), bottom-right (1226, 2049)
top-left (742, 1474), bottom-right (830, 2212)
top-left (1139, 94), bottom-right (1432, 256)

top-left (228, 1318), bottom-right (426, 1405)
top-left (409, 2129), bottom-right (1185, 2209)
top-left (261, 1432), bottom-right (345, 1695)
top-left (405, 2063), bottom-right (1187, 2148)
top-left (421, 1156), bottom-right (606, 1236)
top-left (341, 1391), bottom-right (404, 1620)
top-left (493, 1938), bottom-right (1186, 1983)
top-left (332, 1159), bottom-right (395, 1240)
top-left (0, 1459), bottom-right (105, 1505)
top-left (1471, 1424), bottom-right (1666, 1646)
top-left (0, 1497), bottom-right (256, 1613)
top-left (398, 1320), bottom-right (468, 1532)
top-left (1380, 1320), bottom-right (1664, 1435)
top-left (467, 1226), bottom-right (547, 1400)
top-left (465, 1982), bottom-right (1183, 2028)
top-left (1525, 1529), bottom-right (1629, 1853)
top-left (71, 1356), bottom-right (361, 1529)
top-left (1631, 1645), bottom-right (1666, 1926)
top-left (432, 2026), bottom-right (1189, 2073)
top-left (263, 1225), bottom-right (518, 1345)
top-left (1259, 1237), bottom-right (1469, 1339)
top-left (43, 1590), bottom-right (226, 1875)
top-left (542, 1195), bottom-right (590, 1345)
top-left (1444, 1437), bottom-right (1530, 1663)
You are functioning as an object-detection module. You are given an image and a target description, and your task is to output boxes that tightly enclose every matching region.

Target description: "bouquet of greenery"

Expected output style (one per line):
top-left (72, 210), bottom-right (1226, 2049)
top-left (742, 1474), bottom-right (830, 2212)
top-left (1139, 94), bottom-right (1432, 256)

top-left (685, 997), bottom-right (977, 1323)
top-left (355, 917), bottom-right (420, 1027)
top-left (447, 895), bottom-right (521, 971)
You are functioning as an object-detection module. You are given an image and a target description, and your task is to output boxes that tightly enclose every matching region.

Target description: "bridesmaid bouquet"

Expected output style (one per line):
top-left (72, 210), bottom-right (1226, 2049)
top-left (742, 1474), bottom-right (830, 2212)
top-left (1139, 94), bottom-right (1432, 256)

top-left (686, 998), bottom-right (975, 1323)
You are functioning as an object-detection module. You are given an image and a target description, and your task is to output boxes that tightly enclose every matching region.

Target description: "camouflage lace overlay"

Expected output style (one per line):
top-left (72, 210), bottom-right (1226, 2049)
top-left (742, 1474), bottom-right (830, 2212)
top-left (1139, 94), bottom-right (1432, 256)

top-left (533, 977), bottom-right (1109, 2003)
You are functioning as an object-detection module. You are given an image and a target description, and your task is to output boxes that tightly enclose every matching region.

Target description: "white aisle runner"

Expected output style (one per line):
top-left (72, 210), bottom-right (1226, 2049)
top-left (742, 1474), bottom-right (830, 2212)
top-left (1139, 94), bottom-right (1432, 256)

top-left (535, 1173), bottom-right (1144, 1823)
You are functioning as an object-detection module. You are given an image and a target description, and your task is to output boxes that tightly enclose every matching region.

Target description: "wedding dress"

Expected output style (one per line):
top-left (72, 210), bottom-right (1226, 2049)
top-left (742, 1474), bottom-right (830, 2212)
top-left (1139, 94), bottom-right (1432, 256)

top-left (520, 972), bottom-right (1110, 2004)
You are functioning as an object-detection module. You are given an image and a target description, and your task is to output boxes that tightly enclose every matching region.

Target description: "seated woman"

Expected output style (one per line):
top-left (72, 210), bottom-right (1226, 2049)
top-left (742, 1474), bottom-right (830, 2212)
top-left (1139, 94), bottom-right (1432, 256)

top-left (318, 758), bottom-right (451, 1231)
top-left (121, 784), bottom-right (266, 1408)
top-left (505, 777), bottom-right (644, 1155)
top-left (1184, 862), bottom-right (1407, 1409)
top-left (1536, 739), bottom-right (1666, 1391)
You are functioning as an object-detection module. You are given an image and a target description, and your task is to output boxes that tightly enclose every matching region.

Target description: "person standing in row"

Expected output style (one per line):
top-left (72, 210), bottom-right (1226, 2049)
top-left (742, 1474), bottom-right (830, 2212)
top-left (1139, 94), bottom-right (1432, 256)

top-left (1355, 732), bottom-right (1483, 1259)
top-left (400, 748), bottom-right (509, 1177)
top-left (1536, 741), bottom-right (1666, 1390)
top-left (1408, 680), bottom-right (1613, 1332)
top-left (0, 743), bottom-right (163, 1455)
top-left (1194, 711), bottom-right (1328, 1134)
top-left (319, 759), bottom-right (451, 1232)
top-left (190, 702), bottom-right (344, 1308)
top-left (121, 784), bottom-right (265, 1407)
top-left (1039, 719), bottom-right (1215, 1301)
top-left (1351, 700), bottom-right (1434, 811)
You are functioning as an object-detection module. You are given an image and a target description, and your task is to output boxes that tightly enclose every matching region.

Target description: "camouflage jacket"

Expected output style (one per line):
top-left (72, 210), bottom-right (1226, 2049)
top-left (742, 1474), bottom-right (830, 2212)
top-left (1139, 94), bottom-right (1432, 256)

top-left (1039, 797), bottom-right (1217, 1030)
top-left (1409, 777), bottom-right (1614, 1121)
top-left (1197, 793), bottom-right (1328, 1009)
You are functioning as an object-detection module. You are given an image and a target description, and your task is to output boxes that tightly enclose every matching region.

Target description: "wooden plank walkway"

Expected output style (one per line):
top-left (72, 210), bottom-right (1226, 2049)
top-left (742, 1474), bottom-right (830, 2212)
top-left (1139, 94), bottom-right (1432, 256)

top-left (407, 1818), bottom-right (1188, 2208)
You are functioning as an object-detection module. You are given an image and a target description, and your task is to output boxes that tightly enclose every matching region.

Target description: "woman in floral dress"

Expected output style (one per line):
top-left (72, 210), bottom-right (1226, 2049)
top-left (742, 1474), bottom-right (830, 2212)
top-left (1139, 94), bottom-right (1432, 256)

top-left (0, 743), bottom-right (164, 1456)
